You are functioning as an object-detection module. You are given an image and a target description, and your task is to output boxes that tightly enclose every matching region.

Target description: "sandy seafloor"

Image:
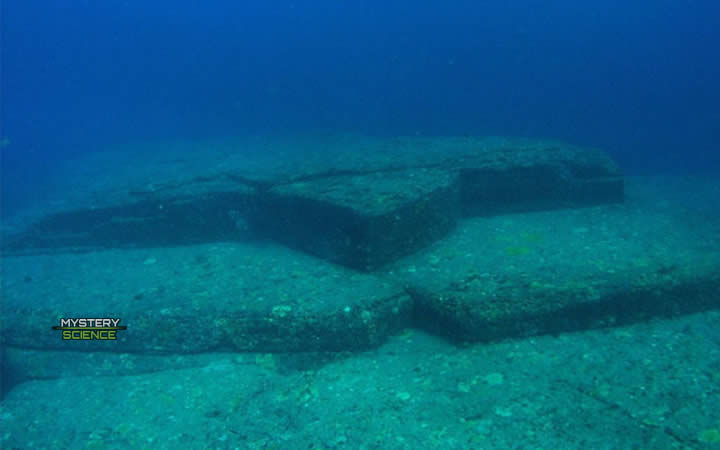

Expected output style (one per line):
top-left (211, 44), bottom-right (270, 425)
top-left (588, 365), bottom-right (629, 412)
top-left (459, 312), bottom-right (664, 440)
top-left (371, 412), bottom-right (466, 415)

top-left (1, 310), bottom-right (720, 449)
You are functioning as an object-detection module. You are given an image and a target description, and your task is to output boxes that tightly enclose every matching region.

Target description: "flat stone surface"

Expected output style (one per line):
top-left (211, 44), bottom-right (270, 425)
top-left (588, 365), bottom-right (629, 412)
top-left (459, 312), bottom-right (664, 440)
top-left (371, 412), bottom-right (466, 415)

top-left (383, 176), bottom-right (720, 341)
top-left (1, 242), bottom-right (411, 354)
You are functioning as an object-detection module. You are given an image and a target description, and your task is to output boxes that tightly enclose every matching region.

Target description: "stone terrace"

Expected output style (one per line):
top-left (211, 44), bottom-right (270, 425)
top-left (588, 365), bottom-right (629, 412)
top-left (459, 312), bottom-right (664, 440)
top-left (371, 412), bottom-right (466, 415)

top-left (3, 136), bottom-right (719, 380)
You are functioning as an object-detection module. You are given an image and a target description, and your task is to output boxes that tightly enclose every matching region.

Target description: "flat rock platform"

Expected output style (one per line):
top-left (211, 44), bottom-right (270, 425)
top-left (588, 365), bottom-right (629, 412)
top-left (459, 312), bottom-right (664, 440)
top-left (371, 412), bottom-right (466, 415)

top-left (2, 136), bottom-right (718, 382)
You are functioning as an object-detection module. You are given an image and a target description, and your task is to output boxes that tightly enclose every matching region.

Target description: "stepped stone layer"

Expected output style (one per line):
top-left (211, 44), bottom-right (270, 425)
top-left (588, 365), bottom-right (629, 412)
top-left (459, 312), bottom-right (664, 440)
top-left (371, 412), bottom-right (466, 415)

top-left (394, 182), bottom-right (720, 341)
top-left (255, 168), bottom-right (460, 270)
top-left (1, 177), bottom-right (719, 383)
top-left (1, 136), bottom-right (623, 270)
top-left (2, 178), bottom-right (257, 253)
top-left (455, 145), bottom-right (622, 214)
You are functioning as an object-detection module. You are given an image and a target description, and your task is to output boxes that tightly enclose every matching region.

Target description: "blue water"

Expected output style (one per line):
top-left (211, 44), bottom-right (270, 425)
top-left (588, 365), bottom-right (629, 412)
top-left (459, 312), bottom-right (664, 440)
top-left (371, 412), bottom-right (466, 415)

top-left (2, 0), bottom-right (720, 213)
top-left (4, 3), bottom-right (720, 447)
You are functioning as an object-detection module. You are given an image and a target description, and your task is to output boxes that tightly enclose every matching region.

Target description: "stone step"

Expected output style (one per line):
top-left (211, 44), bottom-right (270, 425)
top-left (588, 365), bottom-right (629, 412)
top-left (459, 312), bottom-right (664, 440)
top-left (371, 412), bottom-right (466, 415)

top-left (1, 136), bottom-right (623, 270)
top-left (2, 177), bottom-right (718, 372)
top-left (1, 242), bottom-right (412, 355)
top-left (254, 168), bottom-right (459, 271)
